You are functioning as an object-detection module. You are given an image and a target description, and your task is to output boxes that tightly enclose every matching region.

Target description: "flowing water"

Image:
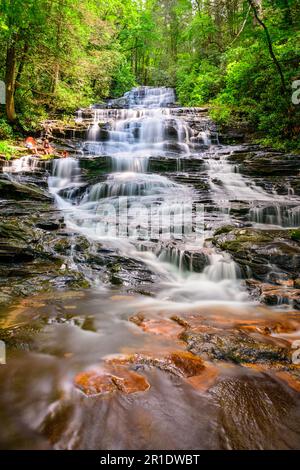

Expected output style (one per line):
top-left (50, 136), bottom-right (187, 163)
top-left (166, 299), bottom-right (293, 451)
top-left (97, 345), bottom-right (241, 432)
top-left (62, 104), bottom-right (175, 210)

top-left (1, 86), bottom-right (300, 450)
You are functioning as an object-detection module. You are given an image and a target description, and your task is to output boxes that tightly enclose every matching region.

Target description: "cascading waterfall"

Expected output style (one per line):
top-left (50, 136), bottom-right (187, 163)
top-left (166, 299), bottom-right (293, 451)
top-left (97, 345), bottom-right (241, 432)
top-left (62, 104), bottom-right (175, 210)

top-left (83, 87), bottom-right (199, 172)
top-left (3, 155), bottom-right (41, 174)
top-left (205, 150), bottom-right (300, 228)
top-left (48, 88), bottom-right (244, 305)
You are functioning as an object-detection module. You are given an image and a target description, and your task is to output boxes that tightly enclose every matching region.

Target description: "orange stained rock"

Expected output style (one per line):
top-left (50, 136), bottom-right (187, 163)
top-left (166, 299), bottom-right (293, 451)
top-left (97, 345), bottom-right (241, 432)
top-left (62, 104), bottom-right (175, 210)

top-left (110, 367), bottom-right (150, 393)
top-left (187, 364), bottom-right (219, 392)
top-left (168, 351), bottom-right (205, 377)
top-left (171, 308), bottom-right (300, 336)
top-left (275, 371), bottom-right (300, 393)
top-left (74, 366), bottom-right (150, 396)
top-left (106, 350), bottom-right (205, 378)
top-left (130, 314), bottom-right (184, 339)
top-left (75, 369), bottom-right (116, 396)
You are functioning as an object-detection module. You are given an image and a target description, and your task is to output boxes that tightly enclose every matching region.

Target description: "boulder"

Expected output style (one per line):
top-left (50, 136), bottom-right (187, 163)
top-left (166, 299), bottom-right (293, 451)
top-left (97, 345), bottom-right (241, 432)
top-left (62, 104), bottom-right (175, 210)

top-left (213, 226), bottom-right (300, 280)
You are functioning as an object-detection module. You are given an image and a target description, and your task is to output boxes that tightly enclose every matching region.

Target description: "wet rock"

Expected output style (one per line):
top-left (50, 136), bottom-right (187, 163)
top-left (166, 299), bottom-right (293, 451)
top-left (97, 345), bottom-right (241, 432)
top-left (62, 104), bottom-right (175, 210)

top-left (110, 367), bottom-right (151, 394)
top-left (35, 221), bottom-right (61, 231)
top-left (74, 369), bottom-right (117, 395)
top-left (228, 149), bottom-right (300, 177)
top-left (275, 371), bottom-right (300, 393)
top-left (168, 351), bottom-right (205, 377)
top-left (213, 226), bottom-right (300, 280)
top-left (107, 350), bottom-right (205, 379)
top-left (129, 313), bottom-right (184, 339)
top-left (0, 177), bottom-right (51, 201)
top-left (74, 366), bottom-right (150, 396)
top-left (181, 328), bottom-right (290, 364)
top-left (246, 280), bottom-right (300, 309)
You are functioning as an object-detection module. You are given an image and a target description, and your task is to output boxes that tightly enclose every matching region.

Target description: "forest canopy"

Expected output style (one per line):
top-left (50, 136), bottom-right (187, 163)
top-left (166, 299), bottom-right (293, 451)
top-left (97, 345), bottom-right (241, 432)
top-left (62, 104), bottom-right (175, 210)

top-left (0, 0), bottom-right (299, 149)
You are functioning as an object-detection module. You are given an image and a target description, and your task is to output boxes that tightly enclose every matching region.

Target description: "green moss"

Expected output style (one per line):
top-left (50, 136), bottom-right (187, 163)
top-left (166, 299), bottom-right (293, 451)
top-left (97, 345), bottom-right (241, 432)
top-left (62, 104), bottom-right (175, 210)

top-left (290, 229), bottom-right (300, 242)
top-left (110, 274), bottom-right (123, 285)
top-left (214, 225), bottom-right (234, 236)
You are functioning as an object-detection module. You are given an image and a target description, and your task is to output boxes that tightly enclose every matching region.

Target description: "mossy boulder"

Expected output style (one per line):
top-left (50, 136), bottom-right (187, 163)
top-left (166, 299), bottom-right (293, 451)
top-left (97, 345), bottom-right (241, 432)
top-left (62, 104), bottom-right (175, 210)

top-left (181, 329), bottom-right (290, 364)
top-left (0, 177), bottom-right (51, 201)
top-left (213, 226), bottom-right (300, 280)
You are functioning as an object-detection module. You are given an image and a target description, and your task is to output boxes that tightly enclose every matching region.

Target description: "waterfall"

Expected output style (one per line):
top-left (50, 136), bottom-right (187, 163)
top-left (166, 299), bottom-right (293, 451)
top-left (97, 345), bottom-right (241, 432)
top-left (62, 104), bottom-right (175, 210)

top-left (204, 252), bottom-right (241, 282)
top-left (48, 158), bottom-right (81, 194)
top-left (48, 86), bottom-right (250, 303)
top-left (83, 87), bottom-right (193, 166)
top-left (3, 155), bottom-right (41, 174)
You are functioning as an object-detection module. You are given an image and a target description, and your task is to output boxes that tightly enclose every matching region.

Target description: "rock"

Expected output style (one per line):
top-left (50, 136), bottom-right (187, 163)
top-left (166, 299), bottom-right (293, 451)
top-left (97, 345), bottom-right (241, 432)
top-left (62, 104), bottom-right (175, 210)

top-left (74, 366), bottom-right (150, 396)
top-left (35, 221), bottom-right (61, 231)
top-left (168, 351), bottom-right (205, 377)
top-left (107, 350), bottom-right (205, 379)
top-left (181, 328), bottom-right (291, 364)
top-left (213, 226), bottom-right (300, 280)
top-left (74, 369), bottom-right (116, 395)
top-left (228, 149), bottom-right (300, 176)
top-left (294, 279), bottom-right (300, 288)
top-left (129, 313), bottom-right (184, 339)
top-left (246, 280), bottom-right (300, 309)
top-left (0, 177), bottom-right (51, 201)
top-left (110, 367), bottom-right (151, 394)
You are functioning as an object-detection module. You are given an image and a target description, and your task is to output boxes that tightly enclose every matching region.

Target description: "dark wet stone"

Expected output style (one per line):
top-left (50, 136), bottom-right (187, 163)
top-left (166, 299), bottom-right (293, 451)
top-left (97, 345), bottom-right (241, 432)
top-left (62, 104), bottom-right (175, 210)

top-left (228, 150), bottom-right (300, 176)
top-left (0, 177), bottom-right (51, 201)
top-left (35, 221), bottom-right (61, 231)
top-left (181, 328), bottom-right (290, 364)
top-left (213, 226), bottom-right (300, 280)
top-left (246, 279), bottom-right (300, 310)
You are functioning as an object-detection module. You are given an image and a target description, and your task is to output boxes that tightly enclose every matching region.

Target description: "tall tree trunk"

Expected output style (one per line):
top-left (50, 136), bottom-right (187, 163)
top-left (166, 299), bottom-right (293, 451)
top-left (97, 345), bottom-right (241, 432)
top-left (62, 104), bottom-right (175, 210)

top-left (5, 40), bottom-right (17, 122)
top-left (247, 0), bottom-right (287, 93)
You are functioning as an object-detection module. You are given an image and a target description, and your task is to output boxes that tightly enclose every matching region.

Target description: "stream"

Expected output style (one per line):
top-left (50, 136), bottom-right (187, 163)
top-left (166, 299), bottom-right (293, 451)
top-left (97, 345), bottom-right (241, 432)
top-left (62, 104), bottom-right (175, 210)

top-left (0, 87), bottom-right (300, 450)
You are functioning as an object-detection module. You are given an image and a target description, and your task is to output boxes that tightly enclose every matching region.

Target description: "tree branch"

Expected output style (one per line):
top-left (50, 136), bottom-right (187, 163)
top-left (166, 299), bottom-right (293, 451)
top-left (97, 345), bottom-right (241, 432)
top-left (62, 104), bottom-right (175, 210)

top-left (247, 0), bottom-right (287, 93)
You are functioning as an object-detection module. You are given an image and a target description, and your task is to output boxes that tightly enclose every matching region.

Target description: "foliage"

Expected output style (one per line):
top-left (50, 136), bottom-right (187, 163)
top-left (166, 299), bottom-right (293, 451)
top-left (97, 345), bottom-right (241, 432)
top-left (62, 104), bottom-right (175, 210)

top-left (0, 0), bottom-right (299, 149)
top-left (0, 140), bottom-right (14, 159)
top-left (0, 118), bottom-right (13, 139)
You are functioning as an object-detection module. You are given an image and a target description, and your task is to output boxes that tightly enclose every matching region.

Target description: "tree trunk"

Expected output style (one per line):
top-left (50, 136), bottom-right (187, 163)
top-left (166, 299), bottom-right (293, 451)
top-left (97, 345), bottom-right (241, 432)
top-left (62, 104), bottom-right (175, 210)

top-left (5, 41), bottom-right (17, 122)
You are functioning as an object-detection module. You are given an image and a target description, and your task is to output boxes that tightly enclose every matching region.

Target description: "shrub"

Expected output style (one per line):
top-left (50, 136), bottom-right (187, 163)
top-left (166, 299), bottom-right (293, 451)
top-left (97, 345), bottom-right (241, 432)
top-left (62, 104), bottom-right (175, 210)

top-left (0, 141), bottom-right (14, 160)
top-left (0, 118), bottom-right (13, 139)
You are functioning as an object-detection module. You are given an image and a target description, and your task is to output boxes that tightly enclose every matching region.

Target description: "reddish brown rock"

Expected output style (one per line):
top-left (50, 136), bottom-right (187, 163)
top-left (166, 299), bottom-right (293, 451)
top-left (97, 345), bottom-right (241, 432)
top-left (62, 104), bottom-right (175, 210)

top-left (129, 313), bottom-right (184, 339)
top-left (187, 363), bottom-right (219, 391)
top-left (107, 350), bottom-right (205, 378)
top-left (110, 367), bottom-right (150, 393)
top-left (74, 366), bottom-right (150, 396)
top-left (168, 351), bottom-right (205, 377)
top-left (275, 371), bottom-right (300, 392)
top-left (75, 369), bottom-right (116, 396)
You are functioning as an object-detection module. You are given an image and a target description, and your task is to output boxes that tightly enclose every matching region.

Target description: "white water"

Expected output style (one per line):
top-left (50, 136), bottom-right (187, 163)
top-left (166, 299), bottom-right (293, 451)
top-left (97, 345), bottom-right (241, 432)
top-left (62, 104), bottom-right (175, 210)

top-left (205, 150), bottom-right (300, 228)
top-left (3, 155), bottom-right (40, 174)
top-left (48, 87), bottom-right (244, 306)
top-left (83, 88), bottom-right (193, 172)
